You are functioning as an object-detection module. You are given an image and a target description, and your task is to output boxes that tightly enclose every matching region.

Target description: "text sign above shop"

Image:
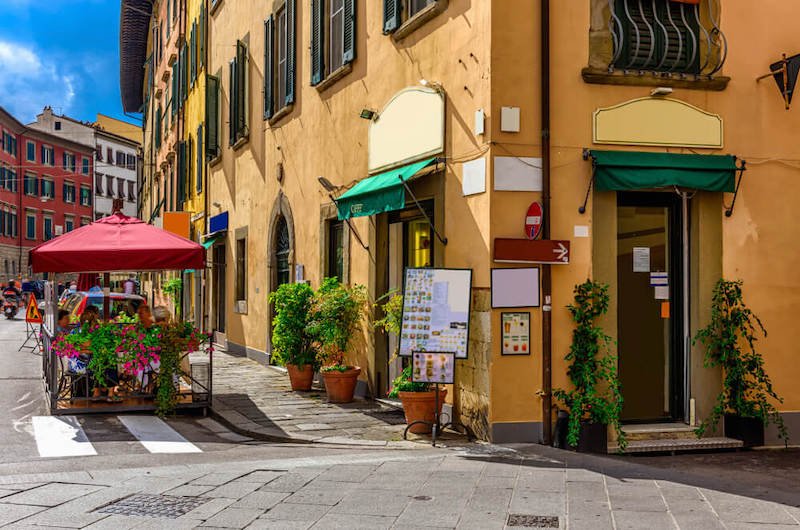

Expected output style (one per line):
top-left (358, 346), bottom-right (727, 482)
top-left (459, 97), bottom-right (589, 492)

top-left (399, 268), bottom-right (473, 359)
top-left (493, 238), bottom-right (570, 264)
top-left (525, 202), bottom-right (544, 240)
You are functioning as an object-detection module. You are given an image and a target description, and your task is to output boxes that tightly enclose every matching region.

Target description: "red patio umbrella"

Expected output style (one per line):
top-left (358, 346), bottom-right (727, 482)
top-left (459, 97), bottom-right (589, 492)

top-left (29, 212), bottom-right (205, 273)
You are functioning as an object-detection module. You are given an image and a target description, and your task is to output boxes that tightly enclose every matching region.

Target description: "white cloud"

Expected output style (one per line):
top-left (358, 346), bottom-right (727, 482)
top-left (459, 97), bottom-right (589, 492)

top-left (0, 40), bottom-right (76, 122)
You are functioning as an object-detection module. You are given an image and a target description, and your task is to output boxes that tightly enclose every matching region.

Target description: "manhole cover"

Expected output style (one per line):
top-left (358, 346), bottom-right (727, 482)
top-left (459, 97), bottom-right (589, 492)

top-left (95, 494), bottom-right (209, 519)
top-left (507, 514), bottom-right (560, 528)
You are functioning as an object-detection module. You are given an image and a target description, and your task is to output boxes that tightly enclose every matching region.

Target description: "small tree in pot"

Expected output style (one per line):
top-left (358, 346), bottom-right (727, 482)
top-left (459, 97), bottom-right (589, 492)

top-left (554, 280), bottom-right (625, 453)
top-left (270, 282), bottom-right (318, 391)
top-left (309, 278), bottom-right (367, 403)
top-left (378, 292), bottom-right (446, 434)
top-left (694, 279), bottom-right (788, 447)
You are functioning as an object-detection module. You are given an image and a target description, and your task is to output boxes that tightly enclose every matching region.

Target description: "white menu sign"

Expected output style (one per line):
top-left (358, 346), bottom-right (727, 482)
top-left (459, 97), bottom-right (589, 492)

top-left (399, 268), bottom-right (473, 359)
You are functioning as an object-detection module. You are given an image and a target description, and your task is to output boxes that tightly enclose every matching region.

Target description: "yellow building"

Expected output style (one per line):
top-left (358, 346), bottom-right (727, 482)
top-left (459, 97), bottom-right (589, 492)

top-left (125, 0), bottom-right (800, 445)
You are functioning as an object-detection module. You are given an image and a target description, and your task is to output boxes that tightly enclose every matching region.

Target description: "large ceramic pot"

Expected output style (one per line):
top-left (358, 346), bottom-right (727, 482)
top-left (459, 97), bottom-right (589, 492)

top-left (322, 367), bottom-right (361, 403)
top-left (724, 413), bottom-right (764, 448)
top-left (576, 421), bottom-right (608, 454)
top-left (286, 363), bottom-right (314, 391)
top-left (399, 388), bottom-right (448, 434)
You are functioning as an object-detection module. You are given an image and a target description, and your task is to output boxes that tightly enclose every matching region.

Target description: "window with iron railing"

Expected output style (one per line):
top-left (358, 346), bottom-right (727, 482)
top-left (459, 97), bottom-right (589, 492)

top-left (608, 0), bottom-right (726, 77)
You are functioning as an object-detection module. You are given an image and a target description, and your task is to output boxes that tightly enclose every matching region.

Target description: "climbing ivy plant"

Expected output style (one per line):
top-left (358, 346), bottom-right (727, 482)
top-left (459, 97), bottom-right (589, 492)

top-left (694, 279), bottom-right (788, 442)
top-left (554, 280), bottom-right (625, 450)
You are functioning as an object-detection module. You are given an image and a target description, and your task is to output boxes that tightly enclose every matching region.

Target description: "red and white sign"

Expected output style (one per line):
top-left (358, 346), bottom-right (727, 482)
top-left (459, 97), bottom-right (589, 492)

top-left (525, 202), bottom-right (544, 240)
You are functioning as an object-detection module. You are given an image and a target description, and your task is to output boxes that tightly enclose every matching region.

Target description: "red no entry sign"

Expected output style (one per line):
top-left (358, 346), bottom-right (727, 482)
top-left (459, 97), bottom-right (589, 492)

top-left (525, 202), bottom-right (544, 240)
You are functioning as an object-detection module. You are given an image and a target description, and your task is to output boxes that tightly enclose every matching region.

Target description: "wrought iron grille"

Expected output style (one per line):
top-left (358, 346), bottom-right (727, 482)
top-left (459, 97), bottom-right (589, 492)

top-left (609, 0), bottom-right (727, 77)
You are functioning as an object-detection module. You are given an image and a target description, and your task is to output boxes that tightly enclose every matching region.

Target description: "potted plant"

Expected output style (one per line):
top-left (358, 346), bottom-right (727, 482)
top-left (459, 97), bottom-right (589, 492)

top-left (269, 282), bottom-right (318, 391)
top-left (694, 279), bottom-right (788, 447)
top-left (554, 280), bottom-right (625, 453)
top-left (309, 278), bottom-right (367, 403)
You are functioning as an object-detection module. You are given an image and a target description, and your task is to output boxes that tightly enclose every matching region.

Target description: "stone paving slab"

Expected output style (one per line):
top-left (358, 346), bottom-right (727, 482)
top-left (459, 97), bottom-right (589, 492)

top-left (211, 349), bottom-right (466, 448)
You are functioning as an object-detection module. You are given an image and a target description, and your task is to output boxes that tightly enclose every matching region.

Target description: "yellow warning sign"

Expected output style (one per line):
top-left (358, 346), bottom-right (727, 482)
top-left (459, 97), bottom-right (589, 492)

top-left (26, 294), bottom-right (42, 324)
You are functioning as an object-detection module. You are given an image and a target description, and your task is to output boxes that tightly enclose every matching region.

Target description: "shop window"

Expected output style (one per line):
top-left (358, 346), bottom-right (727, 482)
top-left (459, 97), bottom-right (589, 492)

top-left (383, 0), bottom-right (446, 37)
top-left (327, 220), bottom-right (344, 282)
top-left (310, 0), bottom-right (355, 87)
top-left (235, 237), bottom-right (247, 302)
top-left (264, 0), bottom-right (296, 120)
top-left (228, 41), bottom-right (248, 145)
top-left (407, 219), bottom-right (432, 267)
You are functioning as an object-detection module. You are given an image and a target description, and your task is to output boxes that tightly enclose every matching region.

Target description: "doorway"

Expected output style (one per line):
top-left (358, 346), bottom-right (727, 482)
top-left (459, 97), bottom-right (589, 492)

top-left (616, 192), bottom-right (684, 422)
top-left (213, 243), bottom-right (226, 333)
top-left (386, 200), bottom-right (434, 387)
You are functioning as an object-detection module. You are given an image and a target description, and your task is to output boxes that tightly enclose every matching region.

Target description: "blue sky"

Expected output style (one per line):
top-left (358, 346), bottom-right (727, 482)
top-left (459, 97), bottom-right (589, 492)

top-left (0, 0), bottom-right (136, 126)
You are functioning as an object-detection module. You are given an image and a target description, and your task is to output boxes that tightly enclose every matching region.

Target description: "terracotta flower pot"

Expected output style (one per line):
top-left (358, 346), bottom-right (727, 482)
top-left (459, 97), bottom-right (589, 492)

top-left (322, 367), bottom-right (361, 403)
top-left (399, 388), bottom-right (447, 434)
top-left (286, 363), bottom-right (314, 391)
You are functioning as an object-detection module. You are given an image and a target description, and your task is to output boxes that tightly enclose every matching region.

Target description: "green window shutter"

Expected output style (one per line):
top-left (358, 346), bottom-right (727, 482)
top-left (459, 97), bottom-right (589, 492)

top-left (186, 137), bottom-right (193, 197)
top-left (264, 16), bottom-right (274, 119)
top-left (206, 76), bottom-right (219, 157)
top-left (343, 0), bottom-right (356, 64)
top-left (196, 124), bottom-right (203, 193)
top-left (190, 23), bottom-right (197, 85)
top-left (229, 60), bottom-right (236, 145)
top-left (199, 8), bottom-right (205, 68)
top-left (236, 41), bottom-right (247, 136)
top-left (310, 0), bottom-right (324, 86)
top-left (172, 62), bottom-right (178, 116)
top-left (155, 106), bottom-right (162, 148)
top-left (177, 141), bottom-right (186, 205)
top-left (181, 45), bottom-right (188, 102)
top-left (285, 0), bottom-right (296, 105)
top-left (383, 0), bottom-right (401, 34)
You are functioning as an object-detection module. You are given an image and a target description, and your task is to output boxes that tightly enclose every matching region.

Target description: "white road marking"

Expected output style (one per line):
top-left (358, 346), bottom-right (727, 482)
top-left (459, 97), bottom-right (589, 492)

top-left (32, 416), bottom-right (97, 458)
top-left (118, 415), bottom-right (202, 454)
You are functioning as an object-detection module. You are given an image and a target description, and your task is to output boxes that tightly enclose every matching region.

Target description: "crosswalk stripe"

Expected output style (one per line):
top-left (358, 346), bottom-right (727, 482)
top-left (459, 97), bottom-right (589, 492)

top-left (32, 416), bottom-right (98, 458)
top-left (117, 415), bottom-right (202, 454)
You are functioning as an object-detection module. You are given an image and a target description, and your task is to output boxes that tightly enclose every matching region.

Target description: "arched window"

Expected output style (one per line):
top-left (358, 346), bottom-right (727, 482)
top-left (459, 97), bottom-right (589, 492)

top-left (275, 216), bottom-right (290, 287)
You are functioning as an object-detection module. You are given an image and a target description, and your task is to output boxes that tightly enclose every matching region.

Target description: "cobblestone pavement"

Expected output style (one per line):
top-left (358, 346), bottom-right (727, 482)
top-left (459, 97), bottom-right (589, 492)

top-left (1, 443), bottom-right (799, 529)
top-left (211, 350), bottom-right (465, 447)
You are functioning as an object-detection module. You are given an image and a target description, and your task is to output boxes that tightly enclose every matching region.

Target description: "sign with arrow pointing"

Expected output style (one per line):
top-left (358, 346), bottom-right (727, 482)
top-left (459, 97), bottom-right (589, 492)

top-left (493, 238), bottom-right (571, 265)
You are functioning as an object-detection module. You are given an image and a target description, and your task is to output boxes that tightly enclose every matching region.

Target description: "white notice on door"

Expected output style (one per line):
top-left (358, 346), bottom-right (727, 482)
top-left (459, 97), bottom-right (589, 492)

top-left (633, 247), bottom-right (650, 273)
top-left (654, 286), bottom-right (670, 300)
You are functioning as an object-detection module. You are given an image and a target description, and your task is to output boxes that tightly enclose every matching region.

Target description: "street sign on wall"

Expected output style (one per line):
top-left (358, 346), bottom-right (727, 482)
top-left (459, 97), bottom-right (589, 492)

top-left (525, 202), bottom-right (543, 240)
top-left (493, 238), bottom-right (570, 264)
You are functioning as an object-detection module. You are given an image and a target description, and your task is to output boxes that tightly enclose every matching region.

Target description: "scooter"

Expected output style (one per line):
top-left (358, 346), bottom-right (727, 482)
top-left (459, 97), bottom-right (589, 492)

top-left (3, 295), bottom-right (18, 319)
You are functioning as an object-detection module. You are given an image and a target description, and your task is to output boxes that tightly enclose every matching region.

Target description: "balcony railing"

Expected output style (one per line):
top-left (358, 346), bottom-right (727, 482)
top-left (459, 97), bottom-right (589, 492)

top-left (609, 0), bottom-right (727, 78)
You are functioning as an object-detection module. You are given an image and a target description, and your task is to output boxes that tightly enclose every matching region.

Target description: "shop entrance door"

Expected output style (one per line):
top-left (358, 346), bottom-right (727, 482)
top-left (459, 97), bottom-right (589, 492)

top-left (213, 243), bottom-right (226, 333)
top-left (387, 201), bottom-right (434, 388)
top-left (617, 192), bottom-right (684, 422)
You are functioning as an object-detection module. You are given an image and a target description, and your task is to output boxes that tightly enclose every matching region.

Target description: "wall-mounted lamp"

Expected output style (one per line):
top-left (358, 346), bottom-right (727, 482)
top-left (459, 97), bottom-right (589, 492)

top-left (212, 201), bottom-right (222, 209)
top-left (359, 108), bottom-right (377, 120)
top-left (650, 87), bottom-right (673, 96)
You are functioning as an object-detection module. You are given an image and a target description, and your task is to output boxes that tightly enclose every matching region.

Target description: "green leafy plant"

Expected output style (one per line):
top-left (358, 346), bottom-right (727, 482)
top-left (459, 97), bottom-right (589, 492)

top-left (269, 282), bottom-right (318, 369)
top-left (154, 321), bottom-right (209, 416)
top-left (374, 290), bottom-right (403, 359)
top-left (162, 277), bottom-right (183, 319)
top-left (388, 365), bottom-right (429, 398)
top-left (308, 277), bottom-right (367, 372)
top-left (694, 279), bottom-right (787, 441)
top-left (554, 280), bottom-right (625, 450)
top-left (85, 323), bottom-right (122, 389)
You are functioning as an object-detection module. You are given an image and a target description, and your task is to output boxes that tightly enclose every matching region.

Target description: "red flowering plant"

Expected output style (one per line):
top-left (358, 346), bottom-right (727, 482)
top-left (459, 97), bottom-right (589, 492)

top-left (116, 324), bottom-right (161, 376)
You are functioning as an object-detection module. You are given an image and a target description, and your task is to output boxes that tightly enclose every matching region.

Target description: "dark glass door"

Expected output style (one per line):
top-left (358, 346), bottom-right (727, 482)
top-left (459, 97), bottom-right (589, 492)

top-left (213, 243), bottom-right (226, 333)
top-left (617, 192), bottom-right (684, 422)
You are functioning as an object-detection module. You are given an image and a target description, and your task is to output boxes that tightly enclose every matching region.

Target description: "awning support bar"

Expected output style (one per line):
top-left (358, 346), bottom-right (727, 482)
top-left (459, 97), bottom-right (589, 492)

top-left (579, 149), bottom-right (594, 214)
top-left (399, 177), bottom-right (448, 245)
top-left (328, 194), bottom-right (369, 250)
top-left (724, 160), bottom-right (747, 218)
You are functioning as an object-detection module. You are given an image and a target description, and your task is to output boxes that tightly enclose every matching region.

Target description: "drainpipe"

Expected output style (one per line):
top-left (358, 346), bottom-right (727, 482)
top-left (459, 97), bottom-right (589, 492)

top-left (540, 0), bottom-right (553, 446)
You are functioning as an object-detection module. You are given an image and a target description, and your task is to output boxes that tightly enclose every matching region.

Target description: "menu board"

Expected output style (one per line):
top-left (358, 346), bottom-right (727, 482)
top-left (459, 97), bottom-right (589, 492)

top-left (412, 351), bottom-right (455, 385)
top-left (501, 312), bottom-right (531, 355)
top-left (399, 268), bottom-right (472, 358)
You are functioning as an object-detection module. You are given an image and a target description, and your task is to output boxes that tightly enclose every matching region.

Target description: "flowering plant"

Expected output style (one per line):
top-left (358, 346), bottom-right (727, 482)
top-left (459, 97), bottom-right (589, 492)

top-left (116, 324), bottom-right (161, 376)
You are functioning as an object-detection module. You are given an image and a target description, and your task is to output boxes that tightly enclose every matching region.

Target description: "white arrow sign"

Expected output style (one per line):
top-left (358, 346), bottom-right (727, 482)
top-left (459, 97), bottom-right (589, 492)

top-left (552, 242), bottom-right (568, 261)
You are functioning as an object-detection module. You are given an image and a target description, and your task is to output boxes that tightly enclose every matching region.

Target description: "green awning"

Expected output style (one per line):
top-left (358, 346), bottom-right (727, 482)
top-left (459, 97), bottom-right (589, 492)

top-left (202, 234), bottom-right (223, 249)
top-left (336, 157), bottom-right (437, 220)
top-left (590, 150), bottom-right (737, 192)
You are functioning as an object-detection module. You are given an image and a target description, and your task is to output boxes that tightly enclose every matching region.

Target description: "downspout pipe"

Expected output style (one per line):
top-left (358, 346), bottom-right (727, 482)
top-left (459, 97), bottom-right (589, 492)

top-left (540, 0), bottom-right (553, 446)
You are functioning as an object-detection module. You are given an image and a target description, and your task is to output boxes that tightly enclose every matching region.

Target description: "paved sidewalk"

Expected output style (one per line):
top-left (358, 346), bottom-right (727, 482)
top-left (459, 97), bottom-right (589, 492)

top-left (211, 350), bottom-right (461, 447)
top-left (2, 443), bottom-right (799, 529)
